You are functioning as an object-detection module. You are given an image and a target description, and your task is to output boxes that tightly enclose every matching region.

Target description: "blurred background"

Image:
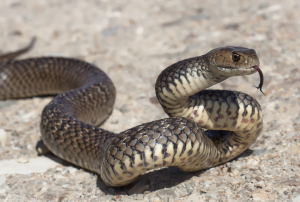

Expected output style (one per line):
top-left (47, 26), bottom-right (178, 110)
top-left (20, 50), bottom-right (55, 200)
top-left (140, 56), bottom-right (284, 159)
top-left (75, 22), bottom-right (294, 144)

top-left (0, 0), bottom-right (300, 201)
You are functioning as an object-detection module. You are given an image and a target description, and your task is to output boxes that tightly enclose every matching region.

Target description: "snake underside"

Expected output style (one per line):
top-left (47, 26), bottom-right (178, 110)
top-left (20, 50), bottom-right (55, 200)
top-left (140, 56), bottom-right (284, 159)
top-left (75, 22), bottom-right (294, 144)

top-left (0, 39), bottom-right (263, 186)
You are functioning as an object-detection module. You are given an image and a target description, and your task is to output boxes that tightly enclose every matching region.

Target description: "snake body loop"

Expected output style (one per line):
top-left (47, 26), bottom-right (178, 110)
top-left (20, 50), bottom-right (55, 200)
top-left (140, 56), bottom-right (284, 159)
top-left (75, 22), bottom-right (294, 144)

top-left (0, 42), bottom-right (263, 187)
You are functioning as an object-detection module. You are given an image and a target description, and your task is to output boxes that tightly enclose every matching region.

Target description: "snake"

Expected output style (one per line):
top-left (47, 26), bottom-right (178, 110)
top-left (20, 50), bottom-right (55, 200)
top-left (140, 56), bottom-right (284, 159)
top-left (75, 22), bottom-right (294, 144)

top-left (0, 38), bottom-right (263, 187)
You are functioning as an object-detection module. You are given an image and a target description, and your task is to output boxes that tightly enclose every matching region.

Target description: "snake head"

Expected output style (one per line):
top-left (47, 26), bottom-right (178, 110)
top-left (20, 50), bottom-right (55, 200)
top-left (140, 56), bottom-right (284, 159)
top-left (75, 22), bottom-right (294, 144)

top-left (206, 46), bottom-right (264, 94)
top-left (207, 46), bottom-right (260, 77)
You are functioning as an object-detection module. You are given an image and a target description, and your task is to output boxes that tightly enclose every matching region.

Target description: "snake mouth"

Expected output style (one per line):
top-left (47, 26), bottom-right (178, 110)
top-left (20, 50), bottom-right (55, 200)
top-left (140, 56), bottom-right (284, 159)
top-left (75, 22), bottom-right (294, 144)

top-left (216, 65), bottom-right (256, 73)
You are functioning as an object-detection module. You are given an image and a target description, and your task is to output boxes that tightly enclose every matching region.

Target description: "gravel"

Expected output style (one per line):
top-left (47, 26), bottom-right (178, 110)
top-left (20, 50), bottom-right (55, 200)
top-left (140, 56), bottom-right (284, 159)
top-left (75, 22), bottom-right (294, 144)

top-left (0, 0), bottom-right (300, 201)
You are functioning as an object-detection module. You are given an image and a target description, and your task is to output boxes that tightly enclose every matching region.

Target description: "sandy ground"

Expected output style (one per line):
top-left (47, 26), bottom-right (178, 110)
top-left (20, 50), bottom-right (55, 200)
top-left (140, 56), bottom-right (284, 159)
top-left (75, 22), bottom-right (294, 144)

top-left (0, 0), bottom-right (300, 201)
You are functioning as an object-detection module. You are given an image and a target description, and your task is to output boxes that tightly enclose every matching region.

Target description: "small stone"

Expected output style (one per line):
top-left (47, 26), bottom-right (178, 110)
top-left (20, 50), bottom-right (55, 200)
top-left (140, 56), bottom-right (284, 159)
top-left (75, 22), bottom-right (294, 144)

top-left (21, 111), bottom-right (36, 122)
top-left (232, 169), bottom-right (239, 177)
top-left (226, 189), bottom-right (232, 196)
top-left (62, 169), bottom-right (70, 176)
top-left (293, 115), bottom-right (300, 125)
top-left (291, 145), bottom-right (300, 154)
top-left (157, 189), bottom-right (177, 201)
top-left (151, 197), bottom-right (161, 202)
top-left (231, 180), bottom-right (241, 185)
top-left (102, 195), bottom-right (114, 201)
top-left (255, 176), bottom-right (262, 181)
top-left (56, 166), bottom-right (63, 172)
top-left (0, 129), bottom-right (8, 147)
top-left (119, 104), bottom-right (130, 113)
top-left (252, 149), bottom-right (267, 156)
top-left (110, 120), bottom-right (119, 124)
top-left (222, 167), bottom-right (228, 172)
top-left (197, 176), bottom-right (215, 182)
top-left (11, 130), bottom-right (19, 137)
top-left (274, 104), bottom-right (280, 110)
top-left (252, 160), bottom-right (259, 166)
top-left (254, 181), bottom-right (265, 188)
top-left (186, 183), bottom-right (193, 195)
top-left (136, 194), bottom-right (144, 200)
top-left (0, 176), bottom-right (6, 186)
top-left (102, 26), bottom-right (120, 37)
top-left (127, 181), bottom-right (149, 195)
top-left (247, 158), bottom-right (260, 166)
top-left (62, 184), bottom-right (69, 189)
top-left (17, 156), bottom-right (29, 163)
top-left (247, 159), bottom-right (254, 165)
top-left (285, 132), bottom-right (296, 139)
top-left (252, 191), bottom-right (268, 200)
top-left (281, 180), bottom-right (300, 186)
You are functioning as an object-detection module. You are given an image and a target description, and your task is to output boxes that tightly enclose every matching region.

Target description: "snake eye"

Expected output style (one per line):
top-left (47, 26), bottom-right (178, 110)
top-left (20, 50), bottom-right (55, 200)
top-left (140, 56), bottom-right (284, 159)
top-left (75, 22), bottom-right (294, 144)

top-left (232, 53), bottom-right (240, 62)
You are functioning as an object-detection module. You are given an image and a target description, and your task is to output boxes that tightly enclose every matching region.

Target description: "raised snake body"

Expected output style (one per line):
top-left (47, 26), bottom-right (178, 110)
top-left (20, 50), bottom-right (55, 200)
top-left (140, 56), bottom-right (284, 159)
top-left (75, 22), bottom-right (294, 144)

top-left (0, 40), bottom-right (263, 187)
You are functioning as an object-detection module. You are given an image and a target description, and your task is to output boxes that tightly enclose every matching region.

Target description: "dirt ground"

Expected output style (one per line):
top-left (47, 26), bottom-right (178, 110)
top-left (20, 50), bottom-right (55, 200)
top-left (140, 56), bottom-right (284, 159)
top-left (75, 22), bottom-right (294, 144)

top-left (0, 0), bottom-right (300, 201)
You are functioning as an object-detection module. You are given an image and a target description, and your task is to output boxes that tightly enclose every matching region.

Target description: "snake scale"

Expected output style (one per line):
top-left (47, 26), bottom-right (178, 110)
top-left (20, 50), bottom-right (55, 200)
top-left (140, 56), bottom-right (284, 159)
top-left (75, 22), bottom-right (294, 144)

top-left (0, 39), bottom-right (263, 187)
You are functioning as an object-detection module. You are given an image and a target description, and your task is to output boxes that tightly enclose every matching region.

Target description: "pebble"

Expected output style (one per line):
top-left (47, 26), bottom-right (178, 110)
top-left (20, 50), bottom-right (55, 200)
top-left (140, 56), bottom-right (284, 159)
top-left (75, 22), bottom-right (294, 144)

top-left (102, 26), bottom-right (120, 37)
top-left (62, 184), bottom-right (69, 189)
top-left (291, 145), bottom-right (300, 154)
top-left (285, 132), bottom-right (296, 139)
top-left (186, 183), bottom-right (194, 195)
top-left (11, 130), bottom-right (19, 137)
top-left (230, 169), bottom-right (239, 177)
top-left (247, 158), bottom-right (260, 166)
top-left (127, 181), bottom-right (149, 195)
top-left (252, 191), bottom-right (268, 201)
top-left (17, 156), bottom-right (29, 163)
top-left (197, 176), bottom-right (215, 182)
top-left (0, 176), bottom-right (6, 186)
top-left (225, 189), bottom-right (232, 196)
top-left (254, 181), bottom-right (265, 188)
top-left (255, 176), bottom-right (262, 181)
top-left (157, 189), bottom-right (177, 201)
top-left (151, 197), bottom-right (162, 202)
top-left (102, 195), bottom-right (114, 201)
top-left (119, 104), bottom-right (130, 113)
top-left (252, 149), bottom-right (267, 156)
top-left (0, 129), bottom-right (8, 147)
top-left (231, 180), bottom-right (242, 185)
top-left (136, 194), bottom-right (144, 200)
top-left (281, 180), bottom-right (300, 186)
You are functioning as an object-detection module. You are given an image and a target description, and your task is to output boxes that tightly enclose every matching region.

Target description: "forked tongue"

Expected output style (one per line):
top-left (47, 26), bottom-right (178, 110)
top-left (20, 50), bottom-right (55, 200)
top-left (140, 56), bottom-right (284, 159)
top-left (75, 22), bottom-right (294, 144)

top-left (252, 66), bottom-right (265, 95)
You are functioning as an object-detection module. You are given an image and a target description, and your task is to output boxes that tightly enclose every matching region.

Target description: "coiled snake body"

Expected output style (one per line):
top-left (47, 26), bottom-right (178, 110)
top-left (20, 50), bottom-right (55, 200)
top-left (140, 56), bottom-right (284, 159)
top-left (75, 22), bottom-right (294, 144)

top-left (0, 39), bottom-right (263, 187)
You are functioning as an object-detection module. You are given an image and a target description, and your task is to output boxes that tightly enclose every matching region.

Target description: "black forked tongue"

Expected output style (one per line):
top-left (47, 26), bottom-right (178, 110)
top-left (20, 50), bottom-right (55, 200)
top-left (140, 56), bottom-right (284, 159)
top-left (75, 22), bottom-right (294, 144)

top-left (252, 66), bottom-right (265, 95)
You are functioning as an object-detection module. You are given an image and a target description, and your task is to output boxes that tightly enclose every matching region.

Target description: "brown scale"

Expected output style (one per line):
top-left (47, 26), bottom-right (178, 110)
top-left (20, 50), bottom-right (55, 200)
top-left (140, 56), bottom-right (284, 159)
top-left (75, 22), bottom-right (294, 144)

top-left (0, 39), bottom-right (264, 187)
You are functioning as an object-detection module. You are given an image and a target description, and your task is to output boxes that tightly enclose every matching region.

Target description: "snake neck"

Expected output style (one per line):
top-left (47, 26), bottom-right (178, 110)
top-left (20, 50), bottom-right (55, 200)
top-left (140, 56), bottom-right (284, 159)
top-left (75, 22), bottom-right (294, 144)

top-left (155, 57), bottom-right (226, 116)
